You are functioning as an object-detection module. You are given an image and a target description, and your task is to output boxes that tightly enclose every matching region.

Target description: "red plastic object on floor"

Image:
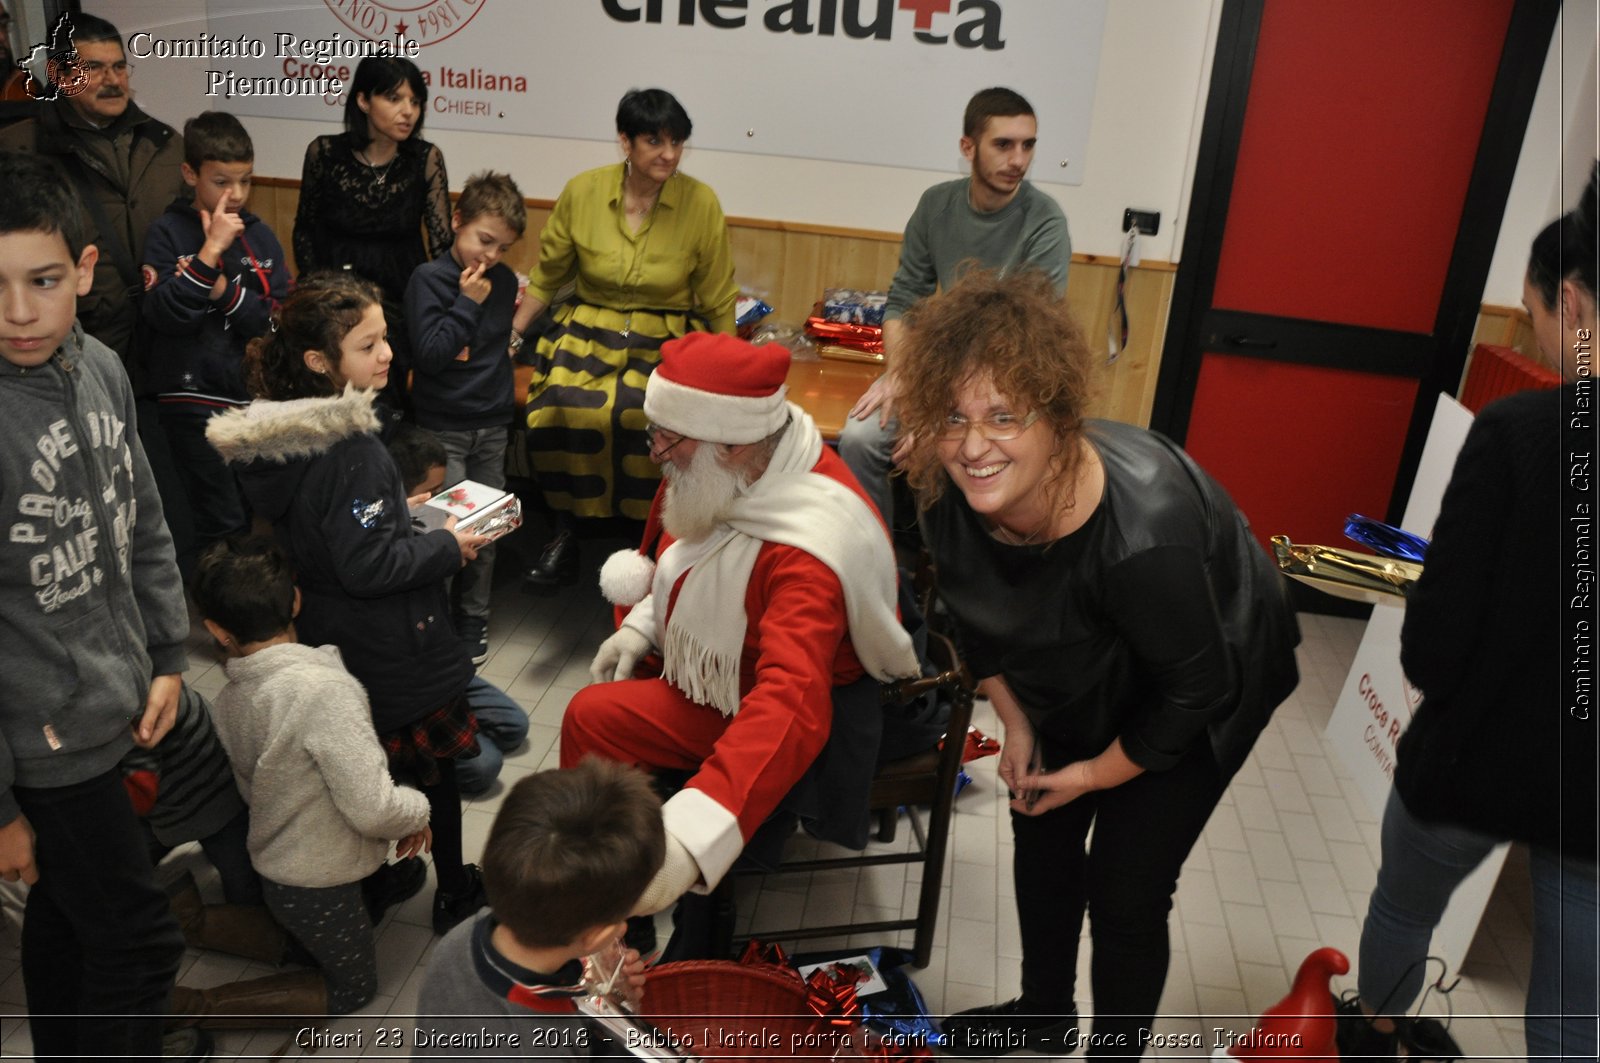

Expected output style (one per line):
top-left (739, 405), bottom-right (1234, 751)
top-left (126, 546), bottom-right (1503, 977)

top-left (1226, 947), bottom-right (1349, 1060)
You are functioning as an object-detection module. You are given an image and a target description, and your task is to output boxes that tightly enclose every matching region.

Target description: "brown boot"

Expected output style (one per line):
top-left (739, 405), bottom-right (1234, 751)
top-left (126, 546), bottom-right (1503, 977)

top-left (169, 970), bottom-right (328, 1030)
top-left (166, 871), bottom-right (292, 965)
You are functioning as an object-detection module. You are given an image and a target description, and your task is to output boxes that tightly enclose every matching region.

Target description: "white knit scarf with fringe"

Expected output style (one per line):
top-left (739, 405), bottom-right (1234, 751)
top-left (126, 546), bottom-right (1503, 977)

top-left (647, 405), bottom-right (919, 716)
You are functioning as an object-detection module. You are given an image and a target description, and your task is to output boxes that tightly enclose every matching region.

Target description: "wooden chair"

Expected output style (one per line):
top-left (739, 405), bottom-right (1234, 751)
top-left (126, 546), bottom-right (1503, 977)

top-left (727, 629), bottom-right (977, 968)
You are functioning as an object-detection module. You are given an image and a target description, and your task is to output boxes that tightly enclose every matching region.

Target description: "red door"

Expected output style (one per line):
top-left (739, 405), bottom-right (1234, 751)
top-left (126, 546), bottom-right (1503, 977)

top-left (1154, 0), bottom-right (1556, 571)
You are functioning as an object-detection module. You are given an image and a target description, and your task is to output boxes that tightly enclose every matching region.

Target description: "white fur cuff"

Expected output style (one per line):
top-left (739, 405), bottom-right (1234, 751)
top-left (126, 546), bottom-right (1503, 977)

top-left (662, 788), bottom-right (744, 893)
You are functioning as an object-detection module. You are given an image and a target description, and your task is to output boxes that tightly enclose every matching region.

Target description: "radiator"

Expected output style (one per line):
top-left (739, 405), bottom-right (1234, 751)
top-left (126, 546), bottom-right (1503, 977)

top-left (1457, 343), bottom-right (1561, 413)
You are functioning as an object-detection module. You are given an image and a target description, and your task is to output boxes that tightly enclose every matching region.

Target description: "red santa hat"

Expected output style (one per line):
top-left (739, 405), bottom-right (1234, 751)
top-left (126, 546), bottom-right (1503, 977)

top-left (644, 333), bottom-right (791, 445)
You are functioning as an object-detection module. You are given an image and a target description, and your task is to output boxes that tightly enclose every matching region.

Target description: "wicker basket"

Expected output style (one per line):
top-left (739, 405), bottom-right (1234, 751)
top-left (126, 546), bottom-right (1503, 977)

top-left (639, 960), bottom-right (874, 1061)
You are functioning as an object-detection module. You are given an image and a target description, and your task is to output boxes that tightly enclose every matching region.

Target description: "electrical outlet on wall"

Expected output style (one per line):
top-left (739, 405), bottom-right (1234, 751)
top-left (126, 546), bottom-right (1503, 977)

top-left (1121, 209), bottom-right (1160, 236)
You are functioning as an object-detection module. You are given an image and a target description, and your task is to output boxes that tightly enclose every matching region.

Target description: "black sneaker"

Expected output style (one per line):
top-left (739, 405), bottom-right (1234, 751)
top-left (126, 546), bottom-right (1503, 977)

top-left (433, 863), bottom-right (489, 935)
top-left (361, 856), bottom-right (427, 925)
top-left (1332, 991), bottom-right (1399, 1061)
top-left (457, 616), bottom-right (489, 666)
top-left (938, 998), bottom-right (1077, 1057)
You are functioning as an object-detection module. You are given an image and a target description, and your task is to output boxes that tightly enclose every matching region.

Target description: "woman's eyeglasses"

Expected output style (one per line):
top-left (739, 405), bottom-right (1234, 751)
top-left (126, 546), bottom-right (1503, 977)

top-left (939, 410), bottom-right (1040, 441)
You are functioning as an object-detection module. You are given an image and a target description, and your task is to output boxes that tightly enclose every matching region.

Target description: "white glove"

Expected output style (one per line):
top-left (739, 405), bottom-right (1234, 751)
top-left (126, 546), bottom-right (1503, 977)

top-left (632, 832), bottom-right (700, 916)
top-left (589, 625), bottom-right (653, 684)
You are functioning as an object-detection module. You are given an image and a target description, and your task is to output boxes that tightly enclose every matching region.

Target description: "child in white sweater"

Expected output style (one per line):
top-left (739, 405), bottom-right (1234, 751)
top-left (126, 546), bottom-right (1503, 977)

top-left (187, 537), bottom-right (431, 1021)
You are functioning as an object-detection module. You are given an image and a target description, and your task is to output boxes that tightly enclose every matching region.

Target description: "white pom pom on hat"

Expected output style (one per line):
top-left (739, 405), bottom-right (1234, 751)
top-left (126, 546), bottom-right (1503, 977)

top-left (599, 549), bottom-right (656, 606)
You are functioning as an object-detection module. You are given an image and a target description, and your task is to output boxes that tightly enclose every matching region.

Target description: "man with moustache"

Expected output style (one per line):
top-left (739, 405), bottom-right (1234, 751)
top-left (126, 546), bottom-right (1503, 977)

top-left (0, 12), bottom-right (184, 364)
top-left (560, 333), bottom-right (920, 917)
top-left (840, 86), bottom-right (1071, 532)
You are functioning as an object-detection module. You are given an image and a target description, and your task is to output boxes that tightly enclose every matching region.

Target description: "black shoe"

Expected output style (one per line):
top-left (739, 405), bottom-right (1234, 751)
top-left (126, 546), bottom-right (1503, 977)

top-left (1332, 991), bottom-right (1399, 1062)
top-left (522, 531), bottom-right (578, 588)
top-left (938, 998), bottom-right (1078, 1057)
top-left (433, 863), bottom-right (489, 935)
top-left (456, 615), bottom-right (489, 666)
top-left (361, 856), bottom-right (427, 925)
top-left (1398, 1015), bottom-right (1462, 1061)
top-left (162, 1026), bottom-right (214, 1061)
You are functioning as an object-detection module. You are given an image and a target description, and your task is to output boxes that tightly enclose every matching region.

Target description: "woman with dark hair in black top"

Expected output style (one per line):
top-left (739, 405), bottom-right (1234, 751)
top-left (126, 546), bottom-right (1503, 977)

top-left (1345, 164), bottom-right (1598, 1062)
top-left (291, 56), bottom-right (451, 397)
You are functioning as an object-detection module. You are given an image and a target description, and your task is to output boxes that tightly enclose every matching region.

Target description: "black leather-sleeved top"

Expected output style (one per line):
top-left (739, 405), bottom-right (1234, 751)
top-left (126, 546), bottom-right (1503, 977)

top-left (920, 419), bottom-right (1300, 778)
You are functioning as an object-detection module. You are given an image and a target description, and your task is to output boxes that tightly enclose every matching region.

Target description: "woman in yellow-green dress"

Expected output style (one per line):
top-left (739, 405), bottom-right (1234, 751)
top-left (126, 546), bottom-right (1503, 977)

top-left (517, 88), bottom-right (737, 586)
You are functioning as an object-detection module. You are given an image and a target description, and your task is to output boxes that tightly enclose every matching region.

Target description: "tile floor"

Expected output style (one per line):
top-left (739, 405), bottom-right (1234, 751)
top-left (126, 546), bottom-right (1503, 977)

top-left (0, 541), bottom-right (1542, 1060)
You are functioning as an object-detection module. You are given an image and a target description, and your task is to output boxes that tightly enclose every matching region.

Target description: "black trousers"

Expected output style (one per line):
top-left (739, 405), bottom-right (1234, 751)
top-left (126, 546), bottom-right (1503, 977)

top-left (159, 410), bottom-right (249, 577)
top-left (17, 769), bottom-right (185, 1061)
top-left (1012, 740), bottom-right (1224, 1058)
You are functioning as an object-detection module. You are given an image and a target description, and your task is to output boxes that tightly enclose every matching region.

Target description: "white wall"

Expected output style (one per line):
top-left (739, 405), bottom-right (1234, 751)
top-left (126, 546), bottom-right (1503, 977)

top-left (99, 0), bottom-right (1219, 261)
top-left (1481, 0), bottom-right (1598, 306)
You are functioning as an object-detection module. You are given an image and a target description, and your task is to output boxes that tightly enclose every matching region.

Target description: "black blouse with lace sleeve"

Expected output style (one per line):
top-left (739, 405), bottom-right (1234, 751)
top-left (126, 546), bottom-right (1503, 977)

top-left (291, 133), bottom-right (452, 302)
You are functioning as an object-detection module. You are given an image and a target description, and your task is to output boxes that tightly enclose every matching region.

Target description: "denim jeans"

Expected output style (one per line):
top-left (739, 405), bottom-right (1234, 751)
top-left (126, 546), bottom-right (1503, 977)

top-left (17, 769), bottom-right (185, 1061)
top-left (436, 426), bottom-right (508, 623)
top-left (454, 676), bottom-right (530, 796)
top-left (1360, 789), bottom-right (1598, 1059)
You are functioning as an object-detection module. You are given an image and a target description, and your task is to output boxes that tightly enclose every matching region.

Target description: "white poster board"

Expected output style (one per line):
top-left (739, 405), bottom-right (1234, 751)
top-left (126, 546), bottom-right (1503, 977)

top-left (1324, 393), bottom-right (1508, 973)
top-left (129, 0), bottom-right (1109, 185)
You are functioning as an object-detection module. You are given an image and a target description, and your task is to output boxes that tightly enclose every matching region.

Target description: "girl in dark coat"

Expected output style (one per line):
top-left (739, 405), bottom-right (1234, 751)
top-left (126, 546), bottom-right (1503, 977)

top-left (207, 273), bottom-right (492, 935)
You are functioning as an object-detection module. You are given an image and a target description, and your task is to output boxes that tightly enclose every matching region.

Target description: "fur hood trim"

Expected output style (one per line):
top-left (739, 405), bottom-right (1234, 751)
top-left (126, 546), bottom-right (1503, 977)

top-left (207, 386), bottom-right (381, 465)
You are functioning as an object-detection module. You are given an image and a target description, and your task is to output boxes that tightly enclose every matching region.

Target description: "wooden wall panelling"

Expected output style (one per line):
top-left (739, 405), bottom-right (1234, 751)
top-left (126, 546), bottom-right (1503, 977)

top-left (1060, 260), bottom-right (1177, 429)
top-left (1470, 303), bottom-right (1535, 361)
top-left (252, 177), bottom-right (1174, 429)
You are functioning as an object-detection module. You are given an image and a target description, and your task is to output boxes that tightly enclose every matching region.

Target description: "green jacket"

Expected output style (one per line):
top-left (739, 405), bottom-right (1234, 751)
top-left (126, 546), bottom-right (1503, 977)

top-left (0, 99), bottom-right (185, 364)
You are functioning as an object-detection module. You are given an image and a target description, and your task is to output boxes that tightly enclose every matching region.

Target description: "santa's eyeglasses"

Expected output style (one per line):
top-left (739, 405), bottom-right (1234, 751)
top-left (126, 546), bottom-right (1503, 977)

top-left (645, 422), bottom-right (688, 458)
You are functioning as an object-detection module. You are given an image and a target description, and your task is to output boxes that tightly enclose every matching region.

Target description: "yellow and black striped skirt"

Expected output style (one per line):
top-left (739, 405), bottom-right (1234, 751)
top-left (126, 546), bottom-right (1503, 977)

top-left (523, 302), bottom-right (704, 521)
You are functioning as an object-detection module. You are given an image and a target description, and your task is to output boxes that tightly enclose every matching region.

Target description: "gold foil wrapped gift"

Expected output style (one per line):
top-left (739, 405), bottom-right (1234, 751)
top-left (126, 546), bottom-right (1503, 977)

top-left (1270, 536), bottom-right (1423, 605)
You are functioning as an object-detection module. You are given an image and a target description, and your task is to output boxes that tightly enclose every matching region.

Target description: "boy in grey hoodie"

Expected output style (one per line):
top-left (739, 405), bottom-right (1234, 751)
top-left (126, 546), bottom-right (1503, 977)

top-left (0, 150), bottom-right (192, 1059)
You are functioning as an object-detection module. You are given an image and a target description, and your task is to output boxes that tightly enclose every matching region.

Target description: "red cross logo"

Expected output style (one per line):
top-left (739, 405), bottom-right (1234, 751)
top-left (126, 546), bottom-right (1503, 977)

top-left (898, 0), bottom-right (951, 32)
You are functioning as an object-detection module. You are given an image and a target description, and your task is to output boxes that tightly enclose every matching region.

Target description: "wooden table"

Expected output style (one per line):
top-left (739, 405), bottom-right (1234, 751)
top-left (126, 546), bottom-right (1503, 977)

top-left (514, 356), bottom-right (881, 442)
top-left (783, 357), bottom-right (882, 440)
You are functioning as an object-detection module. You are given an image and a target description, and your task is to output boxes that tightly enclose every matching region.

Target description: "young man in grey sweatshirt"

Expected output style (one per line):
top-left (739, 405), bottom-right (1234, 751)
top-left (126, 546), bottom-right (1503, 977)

top-left (838, 86), bottom-right (1071, 532)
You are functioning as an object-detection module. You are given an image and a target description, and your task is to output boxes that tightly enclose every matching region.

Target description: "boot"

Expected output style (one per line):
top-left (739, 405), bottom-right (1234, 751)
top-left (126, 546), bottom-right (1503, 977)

top-left (167, 871), bottom-right (292, 965)
top-left (432, 863), bottom-right (489, 935)
top-left (169, 970), bottom-right (329, 1030)
top-left (362, 855), bottom-right (427, 924)
top-left (522, 529), bottom-right (579, 588)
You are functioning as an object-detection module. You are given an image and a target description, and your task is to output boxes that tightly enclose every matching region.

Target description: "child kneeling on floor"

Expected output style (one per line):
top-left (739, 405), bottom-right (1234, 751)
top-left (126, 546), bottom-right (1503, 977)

top-left (414, 758), bottom-right (663, 1057)
top-left (178, 537), bottom-right (433, 1026)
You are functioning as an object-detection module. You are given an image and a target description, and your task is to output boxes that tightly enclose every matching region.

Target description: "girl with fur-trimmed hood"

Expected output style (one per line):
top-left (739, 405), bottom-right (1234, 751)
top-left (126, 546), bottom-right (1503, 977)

top-left (207, 273), bottom-right (493, 936)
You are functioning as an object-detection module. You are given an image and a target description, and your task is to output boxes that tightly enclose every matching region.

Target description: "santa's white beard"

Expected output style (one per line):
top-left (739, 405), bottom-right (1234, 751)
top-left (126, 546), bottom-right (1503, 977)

top-left (661, 445), bottom-right (746, 543)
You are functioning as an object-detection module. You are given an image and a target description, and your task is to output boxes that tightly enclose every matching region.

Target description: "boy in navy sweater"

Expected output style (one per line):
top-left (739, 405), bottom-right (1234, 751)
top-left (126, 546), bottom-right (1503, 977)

top-left (405, 171), bottom-right (526, 664)
top-left (142, 111), bottom-right (291, 578)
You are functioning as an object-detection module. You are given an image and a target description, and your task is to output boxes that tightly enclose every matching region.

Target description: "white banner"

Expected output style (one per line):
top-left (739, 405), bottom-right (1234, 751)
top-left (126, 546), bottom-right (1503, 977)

top-left (137, 0), bottom-right (1105, 184)
top-left (1324, 393), bottom-right (1507, 973)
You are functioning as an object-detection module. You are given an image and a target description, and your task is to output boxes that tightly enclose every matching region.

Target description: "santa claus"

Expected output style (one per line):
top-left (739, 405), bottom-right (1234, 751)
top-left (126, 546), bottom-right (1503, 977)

top-left (560, 332), bottom-right (920, 914)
